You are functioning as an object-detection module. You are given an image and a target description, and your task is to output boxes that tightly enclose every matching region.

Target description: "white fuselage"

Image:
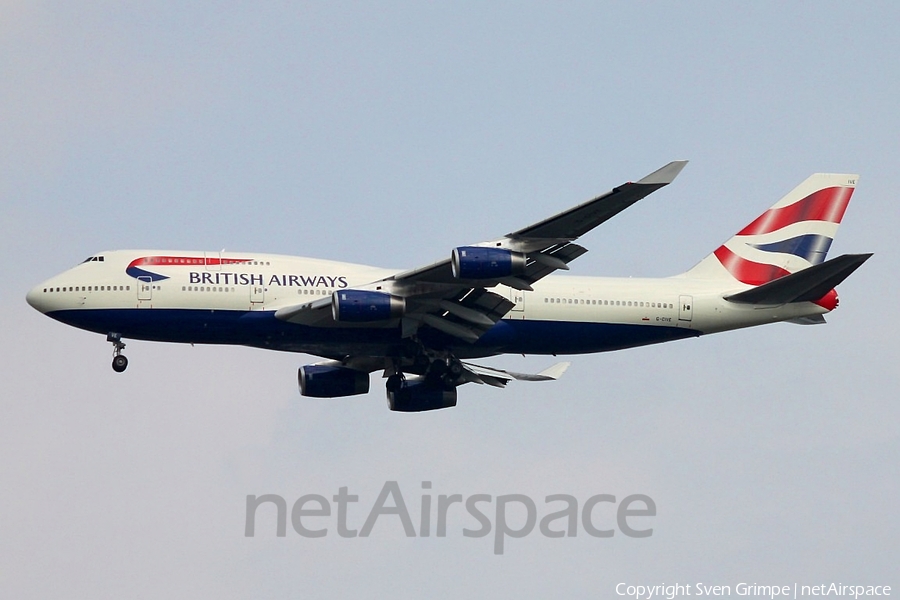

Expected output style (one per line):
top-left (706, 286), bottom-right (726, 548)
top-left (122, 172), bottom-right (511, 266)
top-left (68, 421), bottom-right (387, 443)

top-left (26, 250), bottom-right (832, 359)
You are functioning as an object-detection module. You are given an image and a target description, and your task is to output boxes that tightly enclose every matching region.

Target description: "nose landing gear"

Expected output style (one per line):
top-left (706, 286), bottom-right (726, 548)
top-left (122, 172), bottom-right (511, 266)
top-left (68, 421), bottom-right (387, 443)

top-left (112, 354), bottom-right (129, 373)
top-left (107, 332), bottom-right (128, 373)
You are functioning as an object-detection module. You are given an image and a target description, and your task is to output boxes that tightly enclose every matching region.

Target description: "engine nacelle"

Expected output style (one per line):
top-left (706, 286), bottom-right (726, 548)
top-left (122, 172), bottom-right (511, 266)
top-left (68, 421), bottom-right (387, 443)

top-left (451, 246), bottom-right (526, 280)
top-left (387, 378), bottom-right (458, 412)
top-left (331, 290), bottom-right (405, 322)
top-left (299, 365), bottom-right (370, 398)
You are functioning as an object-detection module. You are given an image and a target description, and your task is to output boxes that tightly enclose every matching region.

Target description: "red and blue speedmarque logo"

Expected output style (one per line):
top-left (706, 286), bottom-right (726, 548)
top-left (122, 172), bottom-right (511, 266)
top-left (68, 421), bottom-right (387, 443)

top-left (125, 256), bottom-right (253, 282)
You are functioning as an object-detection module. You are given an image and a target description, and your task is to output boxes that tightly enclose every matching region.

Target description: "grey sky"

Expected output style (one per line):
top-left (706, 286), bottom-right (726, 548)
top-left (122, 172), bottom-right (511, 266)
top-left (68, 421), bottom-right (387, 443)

top-left (1, 2), bottom-right (897, 597)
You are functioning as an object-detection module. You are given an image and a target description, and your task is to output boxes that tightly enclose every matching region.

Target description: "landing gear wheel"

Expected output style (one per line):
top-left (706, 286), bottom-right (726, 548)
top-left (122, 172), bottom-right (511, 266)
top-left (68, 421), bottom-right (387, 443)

top-left (441, 373), bottom-right (458, 388)
top-left (448, 359), bottom-right (464, 378)
top-left (412, 354), bottom-right (430, 373)
top-left (386, 374), bottom-right (404, 393)
top-left (107, 332), bottom-right (128, 373)
top-left (429, 359), bottom-right (448, 377)
top-left (112, 355), bottom-right (129, 373)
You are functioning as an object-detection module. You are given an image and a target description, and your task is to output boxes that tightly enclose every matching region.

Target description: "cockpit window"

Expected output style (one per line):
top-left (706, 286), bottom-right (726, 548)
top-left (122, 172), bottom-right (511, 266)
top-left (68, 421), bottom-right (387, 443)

top-left (80, 256), bottom-right (106, 264)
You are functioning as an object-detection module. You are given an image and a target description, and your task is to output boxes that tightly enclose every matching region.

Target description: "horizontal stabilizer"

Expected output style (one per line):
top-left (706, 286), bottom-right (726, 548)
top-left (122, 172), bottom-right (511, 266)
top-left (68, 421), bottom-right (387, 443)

top-left (787, 315), bottom-right (827, 325)
top-left (724, 253), bottom-right (872, 305)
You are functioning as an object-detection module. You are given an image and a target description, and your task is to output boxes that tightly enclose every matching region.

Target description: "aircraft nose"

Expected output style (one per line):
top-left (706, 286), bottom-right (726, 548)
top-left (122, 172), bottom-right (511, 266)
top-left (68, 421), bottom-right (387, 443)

top-left (26, 284), bottom-right (48, 313)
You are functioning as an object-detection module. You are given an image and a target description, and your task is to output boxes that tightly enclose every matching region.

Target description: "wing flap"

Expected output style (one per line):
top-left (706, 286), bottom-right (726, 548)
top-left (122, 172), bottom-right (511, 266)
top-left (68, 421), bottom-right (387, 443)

top-left (416, 313), bottom-right (482, 342)
top-left (274, 296), bottom-right (333, 325)
top-left (406, 288), bottom-right (514, 342)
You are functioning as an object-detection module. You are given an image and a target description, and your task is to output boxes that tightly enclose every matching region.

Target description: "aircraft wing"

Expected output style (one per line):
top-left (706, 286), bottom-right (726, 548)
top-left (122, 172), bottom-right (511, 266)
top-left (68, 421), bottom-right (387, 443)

top-left (276, 285), bottom-right (515, 342)
top-left (302, 358), bottom-right (571, 389)
top-left (459, 361), bottom-right (571, 387)
top-left (276, 161), bottom-right (687, 343)
top-left (387, 160), bottom-right (688, 289)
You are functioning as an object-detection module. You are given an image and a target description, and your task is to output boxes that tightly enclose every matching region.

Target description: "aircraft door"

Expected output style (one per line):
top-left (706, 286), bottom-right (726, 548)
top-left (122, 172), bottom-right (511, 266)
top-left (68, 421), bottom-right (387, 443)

top-left (137, 276), bottom-right (152, 302)
top-left (205, 251), bottom-right (221, 271)
top-left (250, 284), bottom-right (265, 306)
top-left (678, 295), bottom-right (693, 323)
top-left (507, 286), bottom-right (525, 316)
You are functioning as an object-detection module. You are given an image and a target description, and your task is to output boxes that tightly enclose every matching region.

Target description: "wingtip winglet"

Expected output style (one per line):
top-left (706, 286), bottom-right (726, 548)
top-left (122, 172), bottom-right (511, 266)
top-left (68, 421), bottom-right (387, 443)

top-left (637, 160), bottom-right (689, 185)
top-left (537, 361), bottom-right (571, 380)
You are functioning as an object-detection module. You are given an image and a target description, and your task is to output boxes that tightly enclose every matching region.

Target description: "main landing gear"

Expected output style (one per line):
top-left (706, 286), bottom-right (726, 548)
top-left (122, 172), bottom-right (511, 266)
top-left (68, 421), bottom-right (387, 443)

top-left (385, 355), bottom-right (465, 393)
top-left (107, 332), bottom-right (128, 373)
top-left (385, 355), bottom-right (462, 412)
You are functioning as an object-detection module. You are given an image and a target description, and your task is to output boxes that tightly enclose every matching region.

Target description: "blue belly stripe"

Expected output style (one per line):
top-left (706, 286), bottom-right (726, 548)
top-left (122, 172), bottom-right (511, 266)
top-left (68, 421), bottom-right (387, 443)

top-left (46, 309), bottom-right (699, 357)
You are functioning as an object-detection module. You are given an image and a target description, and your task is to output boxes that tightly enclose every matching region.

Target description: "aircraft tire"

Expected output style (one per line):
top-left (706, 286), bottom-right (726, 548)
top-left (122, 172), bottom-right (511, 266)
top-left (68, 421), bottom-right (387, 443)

top-left (386, 374), bottom-right (403, 393)
top-left (448, 360), bottom-right (463, 377)
top-left (112, 355), bottom-right (128, 373)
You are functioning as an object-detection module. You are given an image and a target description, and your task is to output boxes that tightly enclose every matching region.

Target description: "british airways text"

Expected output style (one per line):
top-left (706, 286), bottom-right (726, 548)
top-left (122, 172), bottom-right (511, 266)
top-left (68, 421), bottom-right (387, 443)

top-left (188, 272), bottom-right (349, 288)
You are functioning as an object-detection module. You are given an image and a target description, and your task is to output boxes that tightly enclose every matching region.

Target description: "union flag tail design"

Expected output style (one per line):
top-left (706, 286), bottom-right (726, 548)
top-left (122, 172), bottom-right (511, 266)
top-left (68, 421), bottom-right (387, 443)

top-left (682, 173), bottom-right (858, 284)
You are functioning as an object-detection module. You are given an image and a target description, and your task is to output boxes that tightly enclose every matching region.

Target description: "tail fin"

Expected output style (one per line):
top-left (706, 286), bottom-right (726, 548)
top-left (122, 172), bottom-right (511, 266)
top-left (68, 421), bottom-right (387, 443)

top-left (682, 173), bottom-right (858, 283)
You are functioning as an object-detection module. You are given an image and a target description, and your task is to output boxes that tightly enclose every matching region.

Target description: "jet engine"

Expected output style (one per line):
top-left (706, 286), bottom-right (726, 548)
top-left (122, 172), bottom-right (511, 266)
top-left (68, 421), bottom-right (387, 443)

top-left (299, 365), bottom-right (370, 397)
top-left (331, 290), bottom-right (405, 322)
top-left (451, 246), bottom-right (526, 280)
top-left (386, 377), bottom-right (458, 412)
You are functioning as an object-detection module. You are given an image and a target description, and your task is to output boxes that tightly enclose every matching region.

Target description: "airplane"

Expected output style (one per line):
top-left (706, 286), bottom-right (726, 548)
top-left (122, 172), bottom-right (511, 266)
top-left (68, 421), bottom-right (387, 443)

top-left (26, 161), bottom-right (871, 411)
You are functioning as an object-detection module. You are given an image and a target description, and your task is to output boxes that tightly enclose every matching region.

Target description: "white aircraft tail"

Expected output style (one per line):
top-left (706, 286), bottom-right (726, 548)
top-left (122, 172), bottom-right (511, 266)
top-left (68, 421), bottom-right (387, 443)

top-left (681, 173), bottom-right (858, 284)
